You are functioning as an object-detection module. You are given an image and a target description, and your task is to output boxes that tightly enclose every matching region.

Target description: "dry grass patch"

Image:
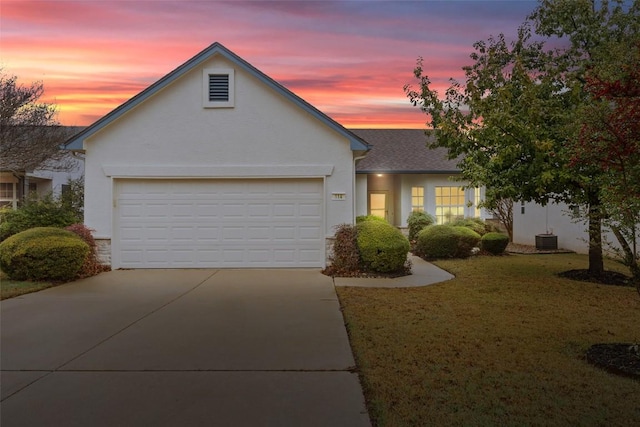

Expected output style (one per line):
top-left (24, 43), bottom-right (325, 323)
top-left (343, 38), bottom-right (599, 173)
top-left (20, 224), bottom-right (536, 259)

top-left (337, 254), bottom-right (640, 426)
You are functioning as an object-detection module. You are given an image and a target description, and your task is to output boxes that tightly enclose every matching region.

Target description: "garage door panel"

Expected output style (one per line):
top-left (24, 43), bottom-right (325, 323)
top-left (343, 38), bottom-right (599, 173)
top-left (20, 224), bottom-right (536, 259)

top-left (299, 226), bottom-right (322, 240)
top-left (299, 203), bottom-right (322, 218)
top-left (116, 179), bottom-right (324, 268)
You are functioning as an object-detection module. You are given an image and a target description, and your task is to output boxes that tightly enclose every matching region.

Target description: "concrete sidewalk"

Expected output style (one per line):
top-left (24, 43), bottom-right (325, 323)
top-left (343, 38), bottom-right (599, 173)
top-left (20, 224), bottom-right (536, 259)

top-left (334, 255), bottom-right (454, 288)
top-left (1, 269), bottom-right (370, 427)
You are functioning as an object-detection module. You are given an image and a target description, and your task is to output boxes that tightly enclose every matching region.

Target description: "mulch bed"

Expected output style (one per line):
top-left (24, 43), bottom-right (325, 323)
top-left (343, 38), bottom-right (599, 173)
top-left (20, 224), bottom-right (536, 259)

top-left (586, 343), bottom-right (640, 380)
top-left (558, 269), bottom-right (633, 287)
top-left (506, 242), bottom-right (574, 254)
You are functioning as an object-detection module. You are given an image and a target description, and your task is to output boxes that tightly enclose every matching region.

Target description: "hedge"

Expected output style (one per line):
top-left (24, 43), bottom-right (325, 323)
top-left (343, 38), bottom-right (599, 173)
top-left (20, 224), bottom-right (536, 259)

top-left (416, 225), bottom-right (481, 258)
top-left (481, 232), bottom-right (510, 255)
top-left (407, 211), bottom-right (435, 241)
top-left (356, 215), bottom-right (388, 224)
top-left (356, 220), bottom-right (409, 273)
top-left (0, 227), bottom-right (89, 281)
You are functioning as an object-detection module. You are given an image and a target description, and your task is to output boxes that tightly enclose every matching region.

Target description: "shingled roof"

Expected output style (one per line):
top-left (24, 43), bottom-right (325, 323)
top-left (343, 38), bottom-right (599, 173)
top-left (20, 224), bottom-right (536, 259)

top-left (350, 129), bottom-right (461, 174)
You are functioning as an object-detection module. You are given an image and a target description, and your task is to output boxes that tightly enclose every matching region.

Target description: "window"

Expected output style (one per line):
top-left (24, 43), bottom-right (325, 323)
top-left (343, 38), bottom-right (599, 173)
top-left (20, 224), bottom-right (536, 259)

top-left (0, 182), bottom-right (17, 209)
top-left (203, 68), bottom-right (234, 108)
top-left (474, 187), bottom-right (481, 218)
top-left (0, 183), bottom-right (14, 199)
top-left (411, 187), bottom-right (424, 212)
top-left (435, 186), bottom-right (465, 224)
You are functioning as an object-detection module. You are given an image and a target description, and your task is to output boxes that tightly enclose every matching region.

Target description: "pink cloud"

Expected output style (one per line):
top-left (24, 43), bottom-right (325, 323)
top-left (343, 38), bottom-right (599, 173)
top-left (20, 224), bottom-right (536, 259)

top-left (2, 0), bottom-right (538, 127)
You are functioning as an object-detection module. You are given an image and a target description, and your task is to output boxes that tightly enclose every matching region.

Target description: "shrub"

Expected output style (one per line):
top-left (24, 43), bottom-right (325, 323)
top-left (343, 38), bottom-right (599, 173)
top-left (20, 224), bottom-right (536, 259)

top-left (0, 227), bottom-right (89, 281)
top-left (356, 220), bottom-right (410, 273)
top-left (325, 224), bottom-right (361, 276)
top-left (416, 225), bottom-right (481, 258)
top-left (65, 223), bottom-right (108, 278)
top-left (450, 217), bottom-right (489, 236)
top-left (407, 211), bottom-right (435, 241)
top-left (356, 215), bottom-right (388, 224)
top-left (0, 194), bottom-right (80, 241)
top-left (481, 232), bottom-right (510, 255)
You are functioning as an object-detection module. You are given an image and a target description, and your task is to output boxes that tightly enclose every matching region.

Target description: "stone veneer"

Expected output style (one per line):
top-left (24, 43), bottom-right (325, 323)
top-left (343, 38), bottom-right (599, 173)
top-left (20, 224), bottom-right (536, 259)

top-left (95, 239), bottom-right (112, 266)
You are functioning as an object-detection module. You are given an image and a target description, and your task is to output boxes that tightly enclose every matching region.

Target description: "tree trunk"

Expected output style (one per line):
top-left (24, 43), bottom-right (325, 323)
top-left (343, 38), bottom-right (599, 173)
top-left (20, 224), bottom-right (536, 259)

top-left (610, 225), bottom-right (640, 296)
top-left (587, 190), bottom-right (604, 277)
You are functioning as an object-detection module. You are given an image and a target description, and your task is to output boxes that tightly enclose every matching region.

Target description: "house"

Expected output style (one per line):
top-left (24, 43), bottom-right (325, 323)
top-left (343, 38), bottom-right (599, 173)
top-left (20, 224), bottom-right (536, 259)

top-left (351, 129), bottom-right (490, 228)
top-left (65, 42), bottom-right (369, 269)
top-left (64, 43), bottom-right (489, 269)
top-left (0, 153), bottom-right (84, 209)
top-left (514, 201), bottom-right (639, 255)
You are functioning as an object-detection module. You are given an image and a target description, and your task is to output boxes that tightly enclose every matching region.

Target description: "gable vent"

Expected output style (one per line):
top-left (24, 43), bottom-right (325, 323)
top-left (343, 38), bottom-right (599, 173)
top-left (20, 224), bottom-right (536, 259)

top-left (208, 74), bottom-right (229, 102)
top-left (203, 68), bottom-right (234, 108)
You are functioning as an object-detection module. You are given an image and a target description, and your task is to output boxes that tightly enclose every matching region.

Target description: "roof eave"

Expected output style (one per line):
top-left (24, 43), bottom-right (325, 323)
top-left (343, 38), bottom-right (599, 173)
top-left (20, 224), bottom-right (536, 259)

top-left (64, 42), bottom-right (369, 152)
top-left (356, 170), bottom-right (461, 174)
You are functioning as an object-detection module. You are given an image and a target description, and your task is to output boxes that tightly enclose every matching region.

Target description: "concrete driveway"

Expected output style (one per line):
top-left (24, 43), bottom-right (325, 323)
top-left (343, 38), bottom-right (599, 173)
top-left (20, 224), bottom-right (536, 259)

top-left (0, 269), bottom-right (370, 427)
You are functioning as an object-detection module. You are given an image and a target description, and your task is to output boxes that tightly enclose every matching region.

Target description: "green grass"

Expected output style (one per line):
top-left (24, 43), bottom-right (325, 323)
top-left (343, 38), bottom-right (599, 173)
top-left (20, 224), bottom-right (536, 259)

top-left (337, 254), bottom-right (640, 426)
top-left (0, 270), bottom-right (55, 300)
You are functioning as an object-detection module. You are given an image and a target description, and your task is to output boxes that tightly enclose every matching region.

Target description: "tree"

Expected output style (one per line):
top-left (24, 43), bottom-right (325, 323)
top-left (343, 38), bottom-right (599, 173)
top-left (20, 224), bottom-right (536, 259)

top-left (405, 0), bottom-right (640, 278)
top-left (0, 70), bottom-right (73, 172)
top-left (572, 44), bottom-right (640, 285)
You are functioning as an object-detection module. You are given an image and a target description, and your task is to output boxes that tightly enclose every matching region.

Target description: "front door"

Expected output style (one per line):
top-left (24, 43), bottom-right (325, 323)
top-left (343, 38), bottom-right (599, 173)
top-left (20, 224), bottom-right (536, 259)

top-left (369, 192), bottom-right (387, 220)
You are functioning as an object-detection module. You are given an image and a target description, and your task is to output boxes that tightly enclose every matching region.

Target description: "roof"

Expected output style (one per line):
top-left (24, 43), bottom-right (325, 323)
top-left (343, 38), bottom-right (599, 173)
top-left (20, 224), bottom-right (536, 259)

top-left (351, 129), bottom-right (461, 174)
top-left (65, 42), bottom-right (369, 152)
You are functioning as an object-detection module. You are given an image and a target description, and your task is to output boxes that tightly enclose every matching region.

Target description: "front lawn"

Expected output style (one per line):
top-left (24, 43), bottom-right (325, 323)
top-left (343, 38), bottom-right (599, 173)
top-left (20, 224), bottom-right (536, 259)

top-left (0, 270), bottom-right (55, 300)
top-left (337, 254), bottom-right (640, 426)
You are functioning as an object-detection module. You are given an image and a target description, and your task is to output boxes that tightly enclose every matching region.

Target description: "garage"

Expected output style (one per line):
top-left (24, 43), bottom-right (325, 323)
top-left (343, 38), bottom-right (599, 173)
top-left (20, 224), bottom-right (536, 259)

top-left (114, 179), bottom-right (324, 268)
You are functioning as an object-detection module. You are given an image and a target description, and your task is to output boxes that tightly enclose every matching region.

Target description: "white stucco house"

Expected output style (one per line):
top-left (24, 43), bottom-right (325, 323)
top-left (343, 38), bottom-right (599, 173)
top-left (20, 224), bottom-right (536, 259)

top-left (514, 201), bottom-right (639, 256)
top-left (65, 42), bottom-right (369, 269)
top-left (65, 42), bottom-right (489, 269)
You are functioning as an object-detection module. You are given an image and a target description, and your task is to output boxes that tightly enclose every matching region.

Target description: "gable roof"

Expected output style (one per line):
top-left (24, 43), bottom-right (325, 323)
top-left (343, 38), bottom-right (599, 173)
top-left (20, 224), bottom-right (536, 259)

top-left (65, 42), bottom-right (369, 152)
top-left (351, 129), bottom-right (461, 174)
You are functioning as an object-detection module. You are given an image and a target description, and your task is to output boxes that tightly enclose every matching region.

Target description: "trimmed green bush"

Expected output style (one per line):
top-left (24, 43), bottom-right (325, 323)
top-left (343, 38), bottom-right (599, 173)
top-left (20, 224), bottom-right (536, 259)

top-left (356, 215), bottom-right (388, 224)
top-left (416, 225), bottom-right (481, 258)
top-left (481, 232), bottom-right (510, 255)
top-left (356, 220), bottom-right (409, 273)
top-left (0, 195), bottom-right (80, 241)
top-left (450, 217), bottom-right (489, 236)
top-left (407, 210), bottom-right (435, 241)
top-left (0, 227), bottom-right (89, 281)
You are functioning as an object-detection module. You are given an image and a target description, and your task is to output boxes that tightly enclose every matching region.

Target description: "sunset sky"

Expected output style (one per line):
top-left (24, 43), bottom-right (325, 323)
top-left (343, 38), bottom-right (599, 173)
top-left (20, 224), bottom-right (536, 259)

top-left (2, 0), bottom-right (538, 128)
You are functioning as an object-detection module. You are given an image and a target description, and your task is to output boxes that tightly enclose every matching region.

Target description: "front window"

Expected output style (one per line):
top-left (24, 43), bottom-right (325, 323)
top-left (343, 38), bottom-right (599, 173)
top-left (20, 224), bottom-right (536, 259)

top-left (411, 187), bottom-right (424, 212)
top-left (435, 186), bottom-right (465, 224)
top-left (0, 182), bottom-right (17, 209)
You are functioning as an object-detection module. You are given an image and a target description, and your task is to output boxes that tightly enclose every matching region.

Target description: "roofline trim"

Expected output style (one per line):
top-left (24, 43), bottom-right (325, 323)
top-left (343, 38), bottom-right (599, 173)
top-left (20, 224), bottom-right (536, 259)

top-left (356, 170), bottom-right (461, 175)
top-left (64, 42), bottom-right (369, 152)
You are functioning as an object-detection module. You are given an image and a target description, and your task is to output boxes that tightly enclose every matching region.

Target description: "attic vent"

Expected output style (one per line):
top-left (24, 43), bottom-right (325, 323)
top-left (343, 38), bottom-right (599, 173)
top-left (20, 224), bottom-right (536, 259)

top-left (208, 74), bottom-right (229, 102)
top-left (203, 68), bottom-right (234, 108)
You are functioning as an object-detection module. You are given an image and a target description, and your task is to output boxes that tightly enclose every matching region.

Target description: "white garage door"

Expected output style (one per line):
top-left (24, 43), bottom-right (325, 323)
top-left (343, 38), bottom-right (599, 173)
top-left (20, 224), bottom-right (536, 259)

top-left (115, 179), bottom-right (324, 268)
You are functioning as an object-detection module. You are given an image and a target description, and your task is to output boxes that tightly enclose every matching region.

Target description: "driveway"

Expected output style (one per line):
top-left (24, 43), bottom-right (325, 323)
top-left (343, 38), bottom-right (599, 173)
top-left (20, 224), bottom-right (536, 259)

top-left (0, 269), bottom-right (370, 426)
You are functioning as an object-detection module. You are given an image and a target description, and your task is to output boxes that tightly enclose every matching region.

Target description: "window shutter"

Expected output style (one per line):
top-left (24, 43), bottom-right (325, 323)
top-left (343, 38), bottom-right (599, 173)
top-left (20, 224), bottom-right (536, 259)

top-left (208, 74), bottom-right (229, 102)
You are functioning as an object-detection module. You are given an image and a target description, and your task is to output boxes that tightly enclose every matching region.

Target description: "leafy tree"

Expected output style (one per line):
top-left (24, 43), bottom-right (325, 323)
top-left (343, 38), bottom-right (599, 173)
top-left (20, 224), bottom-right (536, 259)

top-left (572, 44), bottom-right (640, 284)
top-left (405, 0), bottom-right (640, 278)
top-left (0, 69), bottom-right (73, 171)
top-left (60, 175), bottom-right (85, 220)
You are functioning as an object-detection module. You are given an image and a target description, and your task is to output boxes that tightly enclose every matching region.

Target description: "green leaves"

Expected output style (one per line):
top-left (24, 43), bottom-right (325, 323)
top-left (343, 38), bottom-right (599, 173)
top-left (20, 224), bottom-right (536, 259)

top-left (405, 0), bottom-right (640, 280)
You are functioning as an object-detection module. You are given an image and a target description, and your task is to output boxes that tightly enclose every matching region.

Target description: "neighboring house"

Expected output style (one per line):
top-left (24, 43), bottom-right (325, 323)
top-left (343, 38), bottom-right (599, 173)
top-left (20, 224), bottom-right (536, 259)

top-left (0, 148), bottom-right (84, 209)
top-left (513, 201), bottom-right (639, 255)
top-left (65, 42), bottom-right (369, 269)
top-left (351, 129), bottom-right (490, 228)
